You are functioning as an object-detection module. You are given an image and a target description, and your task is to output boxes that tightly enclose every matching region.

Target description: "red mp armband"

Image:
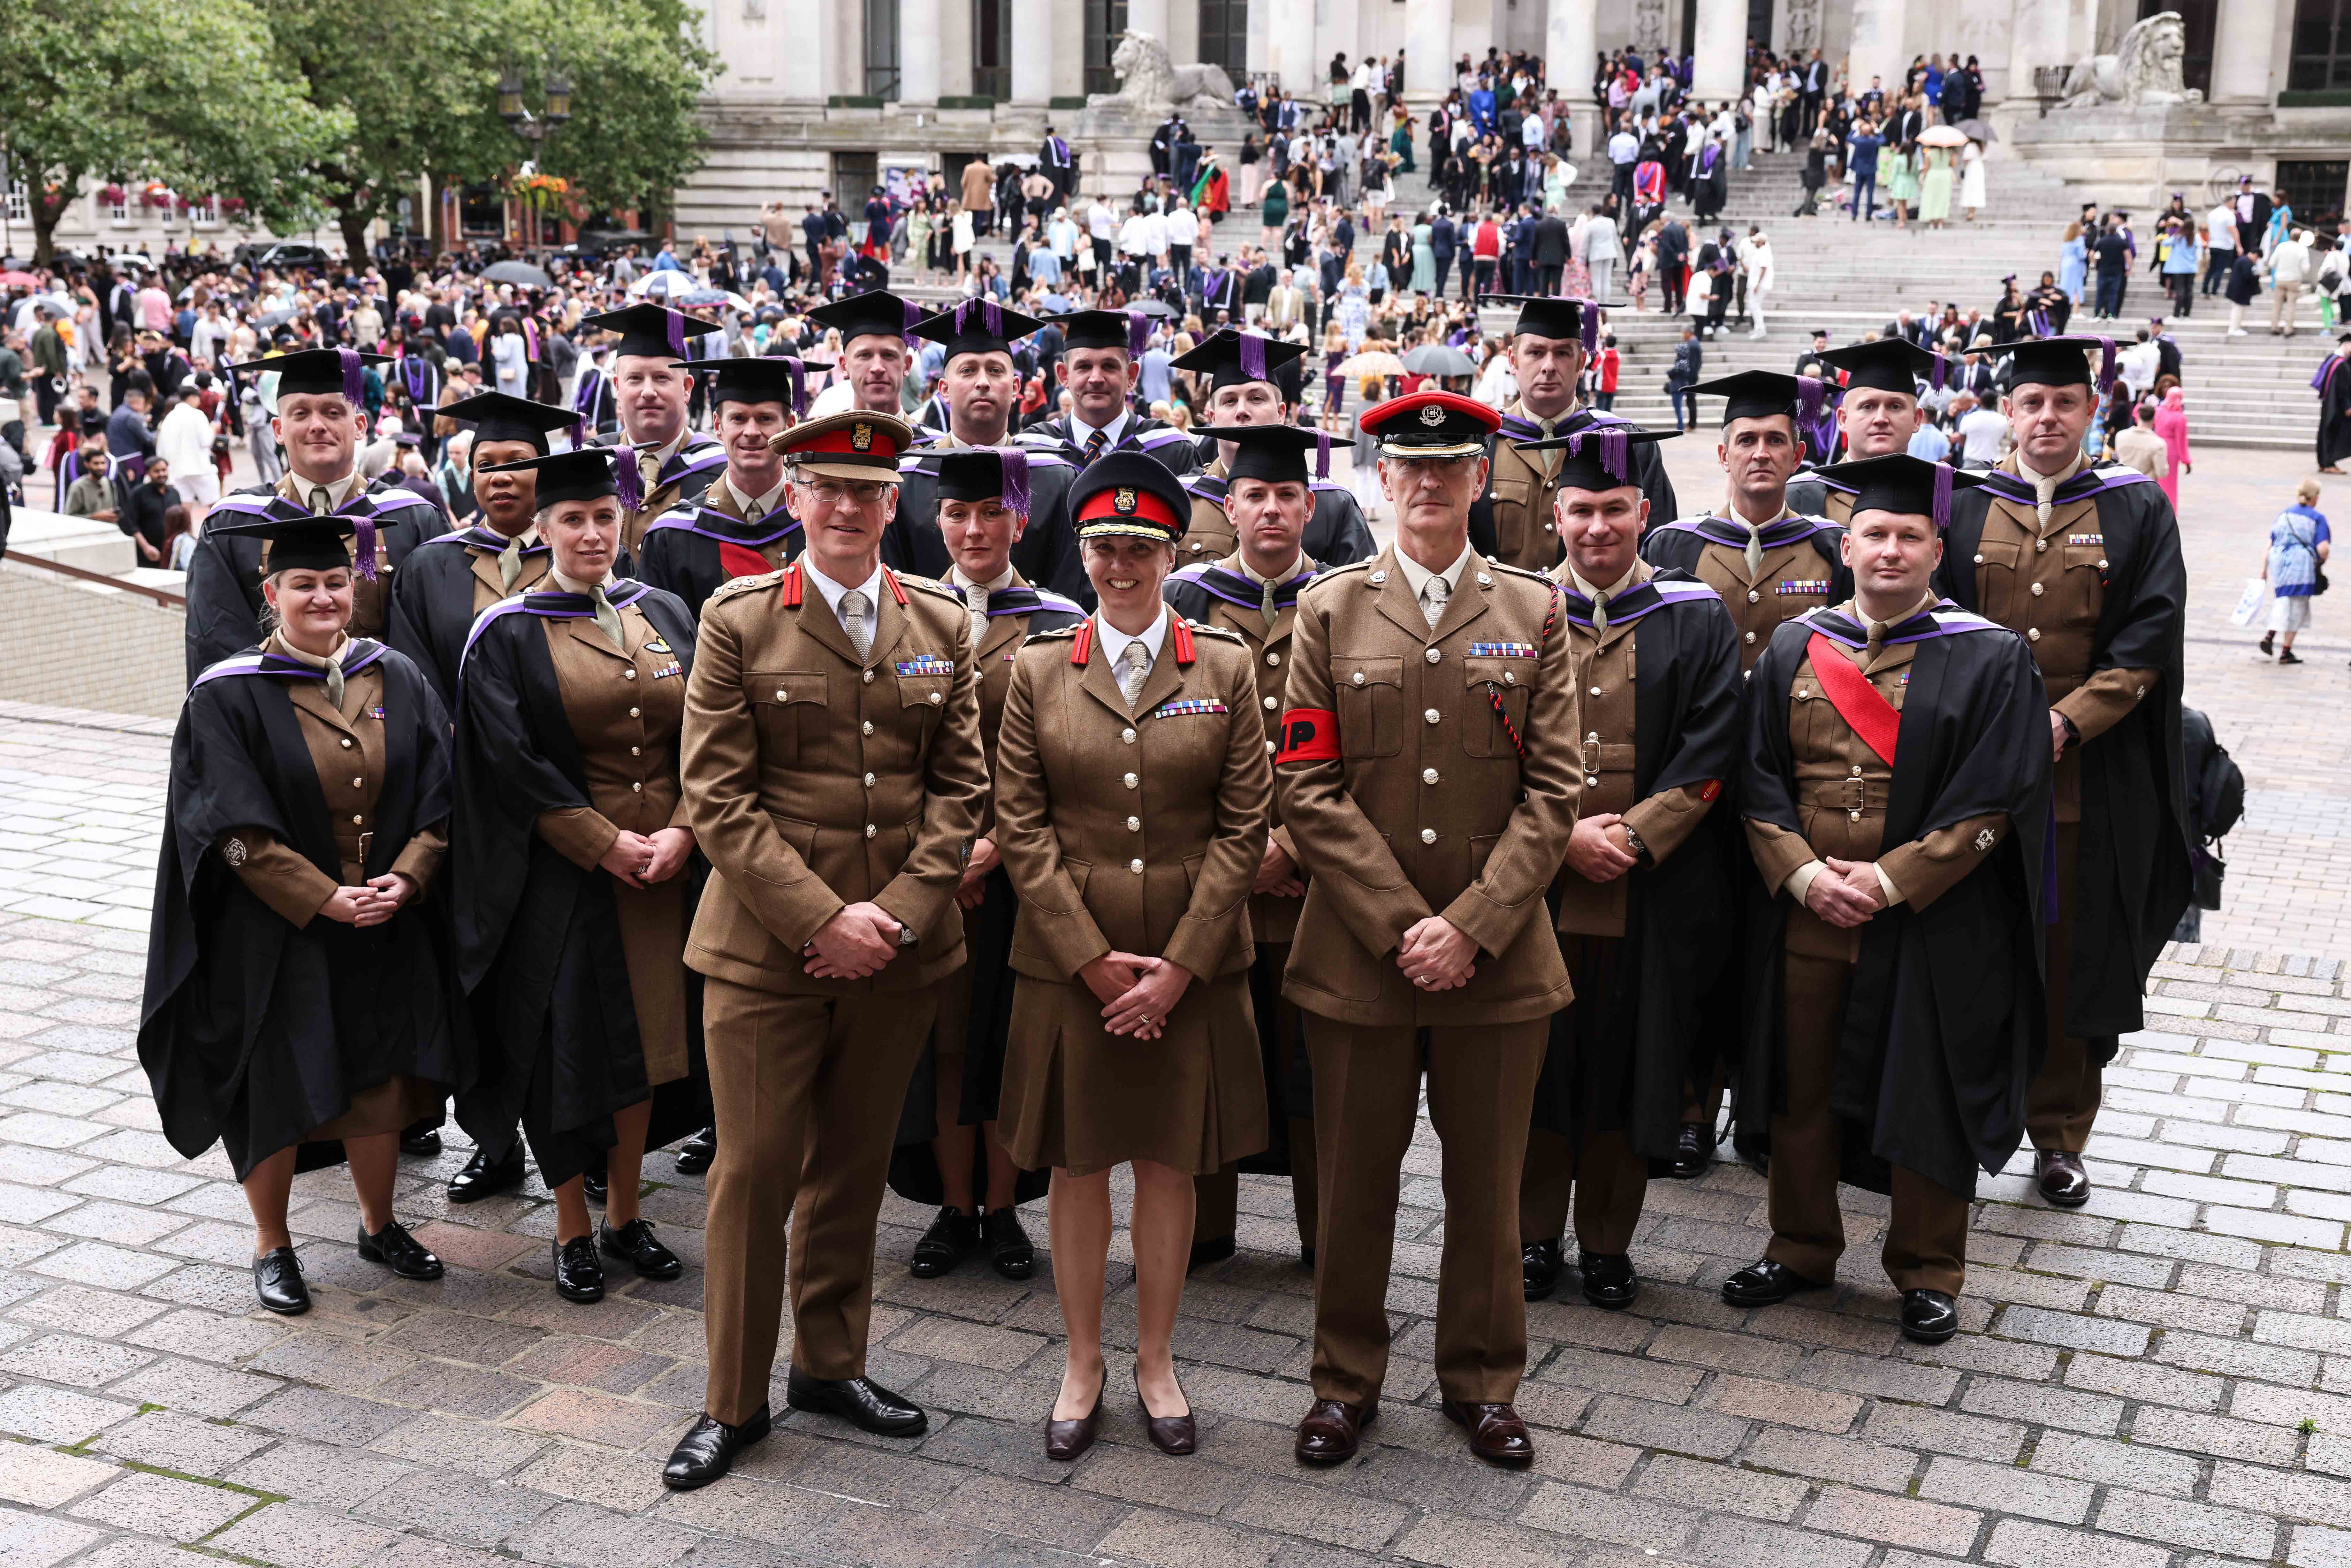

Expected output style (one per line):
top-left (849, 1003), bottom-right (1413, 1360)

top-left (1275, 709), bottom-right (1341, 764)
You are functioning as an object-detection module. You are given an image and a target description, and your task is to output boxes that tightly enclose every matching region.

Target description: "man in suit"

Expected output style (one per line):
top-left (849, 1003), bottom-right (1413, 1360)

top-left (1532, 207), bottom-right (1571, 296)
top-left (1022, 308), bottom-right (1198, 472)
top-left (663, 409), bottom-right (990, 1488)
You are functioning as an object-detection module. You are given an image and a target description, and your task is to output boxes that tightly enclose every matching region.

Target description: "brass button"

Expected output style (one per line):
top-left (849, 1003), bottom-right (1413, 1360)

top-left (1850, 764), bottom-right (1862, 776)
top-left (1587, 731), bottom-right (1600, 742)
top-left (1744, 631), bottom-right (1756, 644)
top-left (2030, 582), bottom-right (2045, 597)
top-left (2097, 558), bottom-right (2108, 570)
top-left (864, 823), bottom-right (877, 838)
top-left (1588, 686), bottom-right (1601, 696)
top-left (1422, 768), bottom-right (1440, 784)
top-left (1263, 696), bottom-right (1278, 710)
top-left (631, 746), bottom-right (641, 756)
top-left (1477, 573), bottom-right (1492, 586)
top-left (630, 782), bottom-right (642, 793)
top-left (1425, 648), bottom-right (1442, 664)
top-left (1370, 571), bottom-right (1387, 584)
top-left (862, 720), bottom-right (875, 735)
top-left (2035, 538), bottom-right (2048, 553)
top-left (629, 707), bottom-right (640, 718)
top-left (863, 772), bottom-right (876, 787)
top-left (1266, 651), bottom-right (1280, 666)
top-left (1585, 773), bottom-right (1599, 786)
top-left (775, 688), bottom-right (788, 700)
top-left (1503, 671), bottom-right (1515, 685)
top-left (1351, 671), bottom-right (1366, 686)
top-left (1129, 858), bottom-right (1145, 873)
top-left (863, 669), bottom-right (874, 684)
top-left (1972, 552), bottom-right (1984, 564)
top-left (1122, 727), bottom-right (1137, 744)
top-left (929, 691), bottom-right (943, 704)
top-left (1123, 773), bottom-right (1138, 788)
top-left (623, 667), bottom-right (636, 680)
top-left (1126, 816), bottom-right (1141, 831)
top-left (1849, 809), bottom-right (1862, 822)
top-left (1747, 590), bottom-right (1760, 603)
top-left (1424, 708), bottom-right (1441, 724)
top-left (1265, 740), bottom-right (1276, 755)
top-left (339, 737), bottom-right (353, 749)
top-left (1419, 828), bottom-right (1437, 844)
top-left (2028, 628), bottom-right (2042, 642)
top-left (351, 777), bottom-right (363, 788)
top-left (352, 814), bottom-right (363, 825)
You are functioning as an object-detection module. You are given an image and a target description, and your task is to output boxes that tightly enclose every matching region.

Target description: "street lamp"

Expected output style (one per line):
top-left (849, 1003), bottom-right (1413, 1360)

top-left (498, 57), bottom-right (572, 248)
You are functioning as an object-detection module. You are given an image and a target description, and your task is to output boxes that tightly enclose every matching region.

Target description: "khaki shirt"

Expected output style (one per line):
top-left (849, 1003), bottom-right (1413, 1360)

top-left (1670, 509), bottom-right (1841, 672)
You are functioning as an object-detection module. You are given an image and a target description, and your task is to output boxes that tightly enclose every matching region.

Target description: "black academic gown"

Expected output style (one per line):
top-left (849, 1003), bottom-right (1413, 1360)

top-left (384, 526), bottom-right (554, 708)
top-left (1937, 464), bottom-right (2191, 1049)
top-left (886, 445), bottom-right (1091, 605)
top-left (1180, 468), bottom-right (1379, 567)
top-left (2320, 357), bottom-right (2351, 469)
top-left (635, 501), bottom-right (803, 610)
top-left (1471, 408), bottom-right (1679, 568)
top-left (1019, 413), bottom-right (1201, 476)
top-left (1531, 575), bottom-right (1743, 1163)
top-left (139, 643), bottom-right (466, 1179)
top-left (450, 582), bottom-right (707, 1186)
top-left (1736, 604), bottom-right (2051, 1198)
top-left (186, 484), bottom-right (450, 685)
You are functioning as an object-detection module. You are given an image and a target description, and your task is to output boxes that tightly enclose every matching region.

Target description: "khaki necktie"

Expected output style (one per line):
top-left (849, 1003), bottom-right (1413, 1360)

top-left (1864, 617), bottom-right (1889, 666)
top-left (638, 449), bottom-right (663, 502)
top-left (322, 650), bottom-right (345, 710)
top-left (309, 485), bottom-right (333, 518)
top-left (1259, 575), bottom-right (1281, 635)
top-left (1531, 416), bottom-right (1561, 480)
top-left (1590, 588), bottom-right (1610, 637)
top-left (1116, 640), bottom-right (1151, 709)
top-left (840, 589), bottom-right (872, 659)
top-left (589, 584), bottom-right (627, 654)
top-left (1743, 522), bottom-right (1765, 579)
top-left (1420, 574), bottom-right (1449, 631)
top-left (498, 532), bottom-right (527, 593)
top-left (966, 582), bottom-right (989, 648)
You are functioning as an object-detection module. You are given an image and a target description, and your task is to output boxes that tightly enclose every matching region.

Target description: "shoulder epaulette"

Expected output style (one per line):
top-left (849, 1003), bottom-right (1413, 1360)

top-left (709, 570), bottom-right (785, 603)
top-left (1023, 622), bottom-right (1082, 642)
top-left (899, 572), bottom-right (962, 602)
top-left (1489, 560), bottom-right (1556, 586)
top-left (1313, 559), bottom-right (1375, 580)
top-left (1184, 618), bottom-right (1244, 641)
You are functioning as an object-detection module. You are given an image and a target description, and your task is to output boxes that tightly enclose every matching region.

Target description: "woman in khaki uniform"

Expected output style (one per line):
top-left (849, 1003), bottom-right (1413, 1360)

top-left (995, 452), bottom-right (1273, 1462)
top-left (141, 513), bottom-right (463, 1316)
top-left (452, 447), bottom-right (706, 1305)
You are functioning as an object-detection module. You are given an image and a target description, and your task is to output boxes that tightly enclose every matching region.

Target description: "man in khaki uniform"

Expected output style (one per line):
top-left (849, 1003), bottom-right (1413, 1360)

top-left (1277, 391), bottom-right (1580, 1469)
top-left (1468, 297), bottom-right (1677, 571)
top-left (1726, 453), bottom-right (2049, 1346)
top-left (663, 410), bottom-right (990, 1489)
top-left (1165, 331), bottom-right (1375, 570)
top-left (1166, 422), bottom-right (1333, 1269)
top-left (1785, 339), bottom-right (1943, 523)
top-left (575, 302), bottom-right (725, 553)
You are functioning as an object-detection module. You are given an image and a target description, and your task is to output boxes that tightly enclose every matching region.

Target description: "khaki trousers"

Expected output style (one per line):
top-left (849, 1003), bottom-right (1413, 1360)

top-left (701, 980), bottom-right (934, 1425)
top-left (2026, 822), bottom-right (2101, 1152)
top-left (1196, 942), bottom-right (1318, 1253)
top-left (1765, 952), bottom-right (1971, 1297)
top-left (1308, 1017), bottom-right (1548, 1407)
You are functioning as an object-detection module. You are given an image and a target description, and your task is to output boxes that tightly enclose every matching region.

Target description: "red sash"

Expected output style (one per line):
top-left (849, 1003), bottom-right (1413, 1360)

top-left (1805, 633), bottom-right (1900, 765)
top-left (718, 541), bottom-right (773, 580)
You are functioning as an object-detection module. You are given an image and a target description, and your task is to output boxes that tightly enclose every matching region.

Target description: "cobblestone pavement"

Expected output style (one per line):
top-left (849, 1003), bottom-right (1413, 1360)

top-left (0, 447), bottom-right (2346, 1566)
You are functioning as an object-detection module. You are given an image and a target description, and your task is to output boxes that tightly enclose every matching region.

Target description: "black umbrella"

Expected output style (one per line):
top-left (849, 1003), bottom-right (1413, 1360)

top-left (484, 260), bottom-right (554, 289)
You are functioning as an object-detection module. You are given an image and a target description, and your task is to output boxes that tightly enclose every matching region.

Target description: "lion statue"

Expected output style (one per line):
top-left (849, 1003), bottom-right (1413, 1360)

top-left (1096, 32), bottom-right (1237, 114)
top-left (2060, 11), bottom-right (2202, 107)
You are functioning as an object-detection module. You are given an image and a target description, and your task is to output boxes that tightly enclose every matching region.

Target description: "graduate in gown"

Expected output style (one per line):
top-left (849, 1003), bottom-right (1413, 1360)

top-left (637, 357), bottom-right (813, 610)
top-left (141, 512), bottom-right (464, 1316)
top-left (2317, 335), bottom-right (2351, 473)
top-left (452, 448), bottom-right (707, 1304)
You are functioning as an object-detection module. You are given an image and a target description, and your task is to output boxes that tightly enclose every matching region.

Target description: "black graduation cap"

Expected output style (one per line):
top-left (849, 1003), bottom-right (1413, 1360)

top-left (204, 512), bottom-right (368, 577)
top-left (479, 447), bottom-right (625, 509)
top-left (436, 391), bottom-right (581, 454)
top-left (1484, 295), bottom-right (1612, 352)
top-left (1050, 308), bottom-right (1153, 357)
top-left (934, 446), bottom-right (1034, 515)
top-left (1196, 422), bottom-right (1333, 484)
top-left (805, 288), bottom-right (922, 348)
top-left (1817, 338), bottom-right (1947, 396)
top-left (1994, 334), bottom-right (2116, 393)
top-left (1171, 330), bottom-right (1311, 392)
top-left (232, 346), bottom-right (392, 401)
top-left (1516, 423), bottom-right (1677, 491)
top-left (910, 299), bottom-right (1045, 362)
top-left (1810, 453), bottom-right (1991, 531)
top-left (577, 302), bottom-right (719, 362)
top-left (1688, 369), bottom-right (1830, 427)
top-left (698, 355), bottom-right (808, 416)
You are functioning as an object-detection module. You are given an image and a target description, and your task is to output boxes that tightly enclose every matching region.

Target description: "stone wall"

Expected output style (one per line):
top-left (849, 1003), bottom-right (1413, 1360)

top-left (0, 564), bottom-right (186, 720)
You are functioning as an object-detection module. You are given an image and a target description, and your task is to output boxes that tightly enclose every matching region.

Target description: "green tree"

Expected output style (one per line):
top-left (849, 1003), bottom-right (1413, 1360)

top-left (517, 0), bottom-right (722, 228)
top-left (0, 0), bottom-right (343, 264)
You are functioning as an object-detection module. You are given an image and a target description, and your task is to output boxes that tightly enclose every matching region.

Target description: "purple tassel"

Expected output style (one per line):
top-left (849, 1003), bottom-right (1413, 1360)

top-left (338, 346), bottom-right (363, 405)
top-left (902, 299), bottom-right (923, 349)
top-left (1932, 461), bottom-right (1953, 533)
top-left (665, 311), bottom-right (686, 360)
top-left (1128, 309), bottom-right (1150, 357)
top-left (1579, 302), bottom-right (1599, 356)
top-left (569, 416), bottom-right (585, 449)
top-left (996, 446), bottom-right (1031, 516)
top-left (786, 358), bottom-right (807, 418)
top-left (614, 444), bottom-right (643, 511)
top-left (2095, 337), bottom-right (2117, 394)
top-left (1797, 374), bottom-right (1825, 427)
top-left (1600, 427), bottom-right (1628, 483)
top-left (1315, 428), bottom-right (1331, 481)
top-left (1929, 352), bottom-right (1948, 391)
top-left (954, 299), bottom-right (1004, 340)
top-left (353, 514), bottom-right (378, 580)
top-left (1239, 332), bottom-right (1266, 383)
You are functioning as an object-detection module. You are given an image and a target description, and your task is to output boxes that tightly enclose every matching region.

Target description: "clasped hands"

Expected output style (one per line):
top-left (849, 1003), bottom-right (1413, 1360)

top-left (803, 901), bottom-right (907, 980)
top-left (1079, 952), bottom-right (1196, 1039)
top-left (599, 826), bottom-right (696, 889)
top-left (320, 873), bottom-right (417, 928)
top-left (1803, 857), bottom-right (1890, 929)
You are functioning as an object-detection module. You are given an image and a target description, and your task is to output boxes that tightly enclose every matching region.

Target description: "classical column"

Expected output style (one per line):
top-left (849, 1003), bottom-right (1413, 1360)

top-left (1128, 0), bottom-right (1169, 48)
top-left (1406, 0), bottom-right (1455, 99)
top-left (1267, 0), bottom-right (1316, 96)
top-left (900, 0), bottom-right (940, 102)
top-left (1547, 0), bottom-right (1598, 143)
top-left (1011, 0), bottom-right (1051, 101)
top-left (1845, 0), bottom-right (1909, 103)
top-left (2005, 0), bottom-right (2070, 104)
top-left (1689, 0), bottom-right (1746, 102)
top-left (2210, 0), bottom-right (2281, 105)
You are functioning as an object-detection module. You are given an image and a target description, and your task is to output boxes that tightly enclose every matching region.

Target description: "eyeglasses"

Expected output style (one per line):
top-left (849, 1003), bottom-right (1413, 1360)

top-left (798, 479), bottom-right (889, 509)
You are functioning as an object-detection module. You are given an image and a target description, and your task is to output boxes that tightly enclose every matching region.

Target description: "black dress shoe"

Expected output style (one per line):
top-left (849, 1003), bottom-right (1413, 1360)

top-left (1294, 1398), bottom-right (1375, 1465)
top-left (598, 1217), bottom-right (682, 1279)
top-left (1721, 1257), bottom-right (1834, 1307)
top-left (909, 1206), bottom-right (978, 1279)
top-left (674, 1126), bottom-right (717, 1176)
top-left (662, 1404), bottom-right (770, 1489)
top-left (397, 1118), bottom-right (442, 1157)
top-left (552, 1235), bottom-right (604, 1304)
top-left (784, 1369), bottom-right (927, 1436)
top-left (1670, 1121), bottom-right (1714, 1179)
top-left (982, 1206), bottom-right (1035, 1281)
top-left (447, 1147), bottom-right (527, 1204)
top-left (356, 1220), bottom-right (443, 1280)
top-left (1579, 1250), bottom-right (1639, 1311)
top-left (1136, 1366), bottom-right (1196, 1455)
top-left (1901, 1288), bottom-right (1959, 1344)
top-left (581, 1167), bottom-right (608, 1204)
top-left (252, 1247), bottom-right (310, 1315)
top-left (1521, 1237), bottom-right (1563, 1302)
top-left (2035, 1149), bottom-right (2091, 1208)
top-left (1187, 1233), bottom-right (1236, 1273)
top-left (1045, 1368), bottom-right (1106, 1462)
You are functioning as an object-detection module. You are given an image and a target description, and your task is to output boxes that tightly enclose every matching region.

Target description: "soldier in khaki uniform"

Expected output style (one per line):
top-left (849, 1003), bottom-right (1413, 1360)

top-left (662, 410), bottom-right (990, 1489)
top-left (1513, 427), bottom-right (1743, 1310)
top-left (574, 302), bottom-right (726, 554)
top-left (1726, 454), bottom-right (2050, 1347)
top-left (1165, 331), bottom-right (1376, 571)
top-left (1166, 422), bottom-right (1334, 1269)
top-left (1278, 391), bottom-right (1580, 1470)
top-left (1637, 371), bottom-right (1849, 1179)
top-left (1786, 339), bottom-right (1944, 523)
top-left (1940, 338), bottom-right (2190, 1210)
top-left (1467, 297), bottom-right (1677, 571)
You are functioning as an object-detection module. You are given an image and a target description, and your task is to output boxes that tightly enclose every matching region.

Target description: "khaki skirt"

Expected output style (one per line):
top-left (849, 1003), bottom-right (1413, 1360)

top-left (999, 970), bottom-right (1269, 1178)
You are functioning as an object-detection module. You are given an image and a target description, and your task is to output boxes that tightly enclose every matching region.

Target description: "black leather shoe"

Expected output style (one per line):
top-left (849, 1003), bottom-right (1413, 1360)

top-left (598, 1217), bottom-right (682, 1279)
top-left (662, 1405), bottom-right (770, 1489)
top-left (581, 1166), bottom-right (609, 1204)
top-left (909, 1206), bottom-right (978, 1279)
top-left (552, 1235), bottom-right (604, 1304)
top-left (674, 1125), bottom-right (716, 1176)
top-left (982, 1206), bottom-right (1035, 1281)
top-left (1670, 1121), bottom-right (1714, 1179)
top-left (2035, 1150), bottom-right (2091, 1208)
top-left (447, 1147), bottom-right (526, 1204)
top-left (1579, 1250), bottom-right (1639, 1311)
top-left (785, 1369), bottom-right (927, 1436)
top-left (1521, 1237), bottom-right (1563, 1302)
top-left (355, 1220), bottom-right (443, 1280)
top-left (1901, 1288), bottom-right (1959, 1344)
top-left (1722, 1258), bottom-right (1834, 1307)
top-left (252, 1247), bottom-right (310, 1315)
top-left (1187, 1234), bottom-right (1236, 1273)
top-left (397, 1118), bottom-right (442, 1157)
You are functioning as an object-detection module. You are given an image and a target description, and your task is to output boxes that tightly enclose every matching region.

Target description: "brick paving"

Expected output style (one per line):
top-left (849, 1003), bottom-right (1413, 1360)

top-left (0, 445), bottom-right (2346, 1565)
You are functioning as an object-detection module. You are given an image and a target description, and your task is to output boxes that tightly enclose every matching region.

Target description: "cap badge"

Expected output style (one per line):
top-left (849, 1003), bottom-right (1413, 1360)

top-left (851, 422), bottom-right (873, 452)
top-left (1419, 405), bottom-right (1445, 427)
top-left (1113, 487), bottom-right (1138, 514)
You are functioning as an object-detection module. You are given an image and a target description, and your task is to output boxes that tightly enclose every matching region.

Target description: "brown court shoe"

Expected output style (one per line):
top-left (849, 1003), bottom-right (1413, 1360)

top-left (1293, 1398), bottom-right (1376, 1465)
top-left (1044, 1367), bottom-right (1106, 1463)
top-left (2035, 1149), bottom-right (2091, 1208)
top-left (1441, 1400), bottom-right (1534, 1466)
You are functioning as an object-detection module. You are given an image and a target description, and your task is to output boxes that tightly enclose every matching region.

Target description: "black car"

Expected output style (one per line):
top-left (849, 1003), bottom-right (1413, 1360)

top-left (233, 241), bottom-right (336, 274)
